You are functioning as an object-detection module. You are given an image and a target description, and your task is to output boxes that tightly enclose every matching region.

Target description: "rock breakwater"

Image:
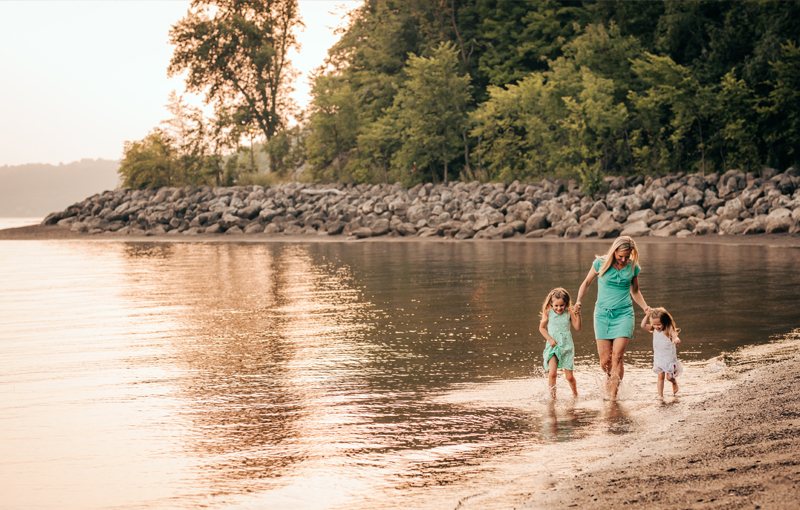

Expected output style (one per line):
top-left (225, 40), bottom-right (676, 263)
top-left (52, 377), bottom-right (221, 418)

top-left (41, 167), bottom-right (800, 240)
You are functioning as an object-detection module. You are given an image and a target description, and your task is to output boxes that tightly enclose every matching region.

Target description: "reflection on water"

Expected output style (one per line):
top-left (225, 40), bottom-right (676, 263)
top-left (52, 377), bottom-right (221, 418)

top-left (1, 240), bottom-right (800, 510)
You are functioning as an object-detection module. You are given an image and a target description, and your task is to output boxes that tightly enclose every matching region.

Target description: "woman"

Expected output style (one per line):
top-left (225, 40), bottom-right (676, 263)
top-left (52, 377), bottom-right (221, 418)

top-left (575, 236), bottom-right (651, 400)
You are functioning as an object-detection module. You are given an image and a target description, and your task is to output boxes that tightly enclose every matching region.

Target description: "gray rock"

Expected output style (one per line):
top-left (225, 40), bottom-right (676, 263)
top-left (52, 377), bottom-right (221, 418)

top-left (652, 194), bottom-right (668, 212)
top-left (564, 226), bottom-right (581, 238)
top-left (525, 228), bottom-right (546, 238)
top-left (676, 205), bottom-right (705, 218)
top-left (284, 224), bottom-right (304, 235)
top-left (620, 221), bottom-right (651, 237)
top-left (525, 212), bottom-right (549, 232)
top-left (225, 226), bottom-right (244, 235)
top-left (765, 208), bottom-right (793, 233)
top-left (626, 209), bottom-right (655, 224)
top-left (594, 211), bottom-right (623, 239)
top-left (719, 198), bottom-right (745, 221)
top-left (244, 223), bottom-right (264, 234)
top-left (588, 201), bottom-right (607, 218)
top-left (417, 227), bottom-right (438, 237)
top-left (694, 220), bottom-right (718, 235)
top-left (371, 218), bottom-right (391, 236)
top-left (675, 229), bottom-right (694, 238)
top-left (263, 223), bottom-right (282, 234)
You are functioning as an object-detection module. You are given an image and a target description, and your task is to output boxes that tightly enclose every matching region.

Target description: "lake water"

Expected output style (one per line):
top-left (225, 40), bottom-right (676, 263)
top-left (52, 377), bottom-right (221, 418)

top-left (2, 236), bottom-right (800, 510)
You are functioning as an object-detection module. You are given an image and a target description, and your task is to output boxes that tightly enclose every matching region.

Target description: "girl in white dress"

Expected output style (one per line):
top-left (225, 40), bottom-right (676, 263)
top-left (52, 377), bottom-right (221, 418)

top-left (640, 307), bottom-right (683, 397)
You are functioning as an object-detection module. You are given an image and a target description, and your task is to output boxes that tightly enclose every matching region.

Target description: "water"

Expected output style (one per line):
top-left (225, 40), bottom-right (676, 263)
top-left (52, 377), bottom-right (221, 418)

top-left (1, 238), bottom-right (799, 510)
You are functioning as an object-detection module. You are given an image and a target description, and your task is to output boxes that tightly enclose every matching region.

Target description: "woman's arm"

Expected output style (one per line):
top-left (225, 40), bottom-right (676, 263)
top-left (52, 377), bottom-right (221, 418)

top-left (575, 266), bottom-right (598, 314)
top-left (630, 275), bottom-right (650, 313)
top-left (539, 316), bottom-right (557, 347)
top-left (570, 306), bottom-right (581, 331)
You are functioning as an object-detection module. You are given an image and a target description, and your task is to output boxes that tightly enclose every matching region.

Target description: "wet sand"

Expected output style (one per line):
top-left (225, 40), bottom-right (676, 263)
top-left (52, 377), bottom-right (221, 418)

top-left (520, 356), bottom-right (800, 510)
top-left (2, 223), bottom-right (800, 248)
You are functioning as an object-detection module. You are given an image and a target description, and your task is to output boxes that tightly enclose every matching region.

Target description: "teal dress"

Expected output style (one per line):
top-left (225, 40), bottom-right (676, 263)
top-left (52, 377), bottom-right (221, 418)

top-left (592, 257), bottom-right (641, 340)
top-left (543, 308), bottom-right (575, 370)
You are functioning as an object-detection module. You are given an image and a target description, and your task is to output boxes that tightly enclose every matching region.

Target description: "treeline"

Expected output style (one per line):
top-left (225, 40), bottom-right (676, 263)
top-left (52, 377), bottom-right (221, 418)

top-left (120, 0), bottom-right (800, 190)
top-left (305, 0), bottom-right (800, 187)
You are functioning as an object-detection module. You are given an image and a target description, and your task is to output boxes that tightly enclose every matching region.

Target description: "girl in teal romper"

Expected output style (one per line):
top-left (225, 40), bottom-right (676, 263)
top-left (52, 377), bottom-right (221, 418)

top-left (539, 288), bottom-right (582, 399)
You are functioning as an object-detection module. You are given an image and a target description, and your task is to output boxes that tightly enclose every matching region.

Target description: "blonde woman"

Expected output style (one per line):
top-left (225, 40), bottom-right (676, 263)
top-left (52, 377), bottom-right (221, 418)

top-left (575, 236), bottom-right (651, 400)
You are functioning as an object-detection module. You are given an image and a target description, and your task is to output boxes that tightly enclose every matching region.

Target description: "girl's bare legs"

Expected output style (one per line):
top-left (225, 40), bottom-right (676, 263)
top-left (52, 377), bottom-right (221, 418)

top-left (548, 356), bottom-right (559, 399)
top-left (564, 369), bottom-right (578, 397)
top-left (667, 373), bottom-right (679, 394)
top-left (596, 338), bottom-right (629, 400)
top-left (657, 372), bottom-right (665, 398)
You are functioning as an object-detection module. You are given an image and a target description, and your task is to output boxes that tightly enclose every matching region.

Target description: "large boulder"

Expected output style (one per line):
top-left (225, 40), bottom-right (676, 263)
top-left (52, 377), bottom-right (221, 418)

top-left (694, 220), bottom-right (718, 235)
top-left (765, 208), bottom-right (793, 233)
top-left (525, 212), bottom-right (549, 233)
top-left (594, 211), bottom-right (623, 239)
top-left (620, 221), bottom-right (651, 237)
top-left (719, 198), bottom-right (745, 221)
top-left (626, 209), bottom-right (656, 224)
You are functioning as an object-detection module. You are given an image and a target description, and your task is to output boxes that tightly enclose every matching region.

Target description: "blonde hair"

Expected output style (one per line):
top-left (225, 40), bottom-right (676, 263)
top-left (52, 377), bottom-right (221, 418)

top-left (596, 236), bottom-right (640, 277)
top-left (651, 307), bottom-right (680, 338)
top-left (541, 287), bottom-right (572, 319)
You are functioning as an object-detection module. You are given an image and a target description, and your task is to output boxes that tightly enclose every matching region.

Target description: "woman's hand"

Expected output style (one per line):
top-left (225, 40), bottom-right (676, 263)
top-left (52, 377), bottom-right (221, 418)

top-left (574, 301), bottom-right (582, 314)
top-left (549, 339), bottom-right (558, 348)
top-left (672, 336), bottom-right (681, 346)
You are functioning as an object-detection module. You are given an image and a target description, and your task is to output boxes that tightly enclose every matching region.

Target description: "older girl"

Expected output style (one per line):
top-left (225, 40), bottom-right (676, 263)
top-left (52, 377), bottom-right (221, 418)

top-left (575, 236), bottom-right (651, 400)
top-left (539, 288), bottom-right (581, 399)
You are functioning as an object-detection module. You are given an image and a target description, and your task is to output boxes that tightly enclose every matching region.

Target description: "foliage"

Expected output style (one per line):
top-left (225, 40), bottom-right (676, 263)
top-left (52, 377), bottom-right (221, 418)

top-left (168, 0), bottom-right (302, 144)
top-left (118, 129), bottom-right (177, 189)
top-left (299, 0), bottom-right (800, 184)
top-left (390, 42), bottom-right (472, 184)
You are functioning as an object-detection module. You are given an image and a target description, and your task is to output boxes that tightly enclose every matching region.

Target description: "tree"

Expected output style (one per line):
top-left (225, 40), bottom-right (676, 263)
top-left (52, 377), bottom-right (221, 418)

top-left (762, 40), bottom-right (800, 168)
top-left (168, 0), bottom-right (302, 147)
top-left (118, 129), bottom-right (177, 189)
top-left (391, 42), bottom-right (472, 183)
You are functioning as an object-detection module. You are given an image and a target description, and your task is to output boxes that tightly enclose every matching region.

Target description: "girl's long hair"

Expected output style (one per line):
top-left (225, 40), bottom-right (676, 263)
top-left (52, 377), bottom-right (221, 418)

top-left (596, 236), bottom-right (640, 277)
top-left (541, 287), bottom-right (572, 319)
top-left (651, 307), bottom-right (680, 338)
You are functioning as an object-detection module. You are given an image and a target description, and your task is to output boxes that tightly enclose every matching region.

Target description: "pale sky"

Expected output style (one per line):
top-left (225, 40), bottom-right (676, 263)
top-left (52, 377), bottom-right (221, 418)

top-left (0, 0), bottom-right (357, 167)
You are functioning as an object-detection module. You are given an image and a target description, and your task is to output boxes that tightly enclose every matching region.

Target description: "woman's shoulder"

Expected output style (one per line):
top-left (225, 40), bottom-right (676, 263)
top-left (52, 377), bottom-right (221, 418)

top-left (592, 256), bottom-right (605, 270)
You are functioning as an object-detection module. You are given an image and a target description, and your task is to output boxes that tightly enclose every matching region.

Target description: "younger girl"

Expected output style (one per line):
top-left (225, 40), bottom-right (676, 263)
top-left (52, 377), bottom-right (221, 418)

top-left (539, 288), bottom-right (581, 399)
top-left (640, 307), bottom-right (683, 397)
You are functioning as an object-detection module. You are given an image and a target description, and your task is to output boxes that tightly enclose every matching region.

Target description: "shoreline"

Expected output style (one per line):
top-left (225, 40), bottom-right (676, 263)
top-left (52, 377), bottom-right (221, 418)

top-left (2, 223), bottom-right (800, 248)
top-left (520, 352), bottom-right (800, 509)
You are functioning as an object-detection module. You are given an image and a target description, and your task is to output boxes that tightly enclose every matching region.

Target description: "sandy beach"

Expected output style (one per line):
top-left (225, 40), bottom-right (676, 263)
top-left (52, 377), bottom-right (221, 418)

top-left (521, 354), bottom-right (800, 509)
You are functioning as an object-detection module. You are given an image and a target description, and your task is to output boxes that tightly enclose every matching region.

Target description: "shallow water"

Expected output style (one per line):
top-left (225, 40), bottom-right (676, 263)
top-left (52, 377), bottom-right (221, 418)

top-left (1, 239), bottom-right (799, 510)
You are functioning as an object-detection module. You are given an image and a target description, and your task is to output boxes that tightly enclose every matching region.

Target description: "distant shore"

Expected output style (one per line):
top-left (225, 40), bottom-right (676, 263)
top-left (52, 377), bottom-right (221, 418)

top-left (521, 354), bottom-right (800, 509)
top-left (3, 223), bottom-right (800, 248)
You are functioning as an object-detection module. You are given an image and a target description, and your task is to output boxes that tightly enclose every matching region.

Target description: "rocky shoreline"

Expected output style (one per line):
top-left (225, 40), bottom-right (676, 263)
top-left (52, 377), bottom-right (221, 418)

top-left (40, 168), bottom-right (800, 240)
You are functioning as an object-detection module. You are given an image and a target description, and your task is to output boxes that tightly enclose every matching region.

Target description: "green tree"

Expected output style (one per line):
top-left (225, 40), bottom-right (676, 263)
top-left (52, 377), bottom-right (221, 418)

top-left (762, 40), bottom-right (800, 167)
top-left (118, 129), bottom-right (177, 189)
top-left (168, 0), bottom-right (302, 147)
top-left (391, 42), bottom-right (472, 183)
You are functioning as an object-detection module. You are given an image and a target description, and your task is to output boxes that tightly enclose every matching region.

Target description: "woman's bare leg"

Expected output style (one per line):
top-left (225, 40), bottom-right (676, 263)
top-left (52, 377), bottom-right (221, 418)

top-left (608, 337), bottom-right (630, 400)
top-left (596, 339), bottom-right (613, 377)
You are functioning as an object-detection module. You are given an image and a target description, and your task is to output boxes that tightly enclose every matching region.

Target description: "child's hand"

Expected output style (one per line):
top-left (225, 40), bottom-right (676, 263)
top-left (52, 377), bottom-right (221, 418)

top-left (644, 306), bottom-right (652, 316)
top-left (672, 336), bottom-right (681, 346)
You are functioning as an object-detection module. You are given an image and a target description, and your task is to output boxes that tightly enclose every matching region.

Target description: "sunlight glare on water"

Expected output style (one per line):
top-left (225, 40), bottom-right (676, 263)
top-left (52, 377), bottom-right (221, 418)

top-left (1, 240), bottom-right (799, 510)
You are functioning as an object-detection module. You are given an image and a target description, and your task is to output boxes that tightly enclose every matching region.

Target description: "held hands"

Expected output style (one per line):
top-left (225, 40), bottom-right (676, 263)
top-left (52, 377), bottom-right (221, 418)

top-left (672, 336), bottom-right (681, 346)
top-left (644, 306), bottom-right (653, 316)
top-left (574, 301), bottom-right (582, 314)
